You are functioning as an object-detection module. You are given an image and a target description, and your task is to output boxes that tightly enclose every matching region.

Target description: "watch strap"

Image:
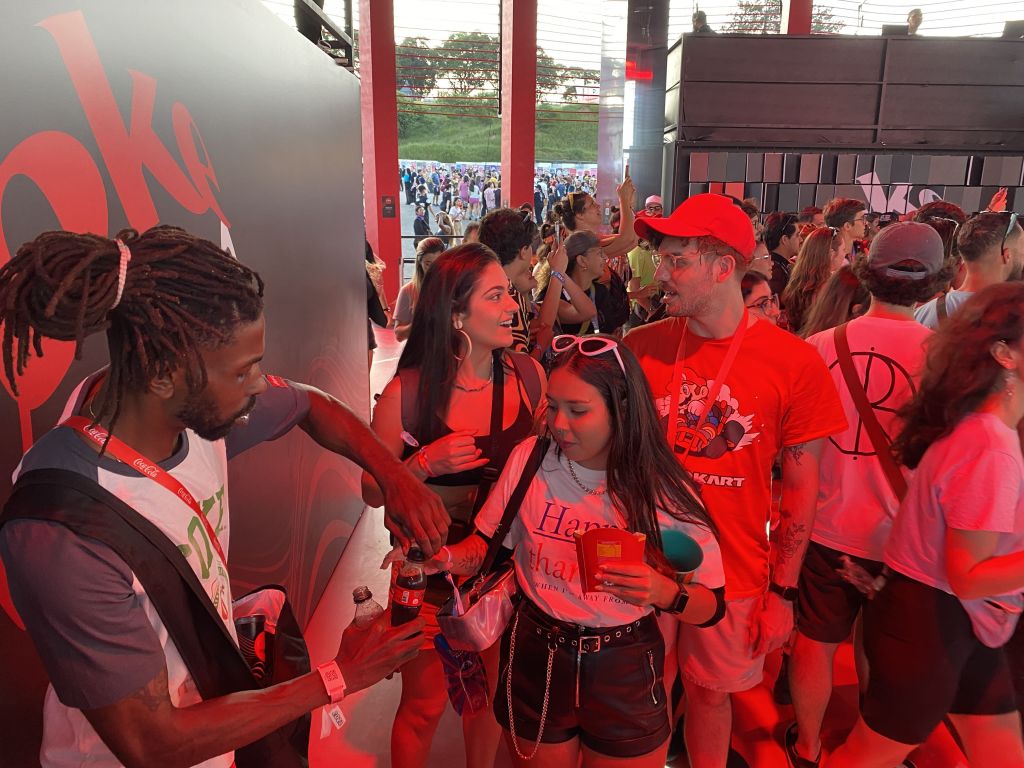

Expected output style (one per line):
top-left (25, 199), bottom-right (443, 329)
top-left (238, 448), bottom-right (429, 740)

top-left (317, 661), bottom-right (347, 704)
top-left (664, 582), bottom-right (690, 615)
top-left (769, 582), bottom-right (798, 602)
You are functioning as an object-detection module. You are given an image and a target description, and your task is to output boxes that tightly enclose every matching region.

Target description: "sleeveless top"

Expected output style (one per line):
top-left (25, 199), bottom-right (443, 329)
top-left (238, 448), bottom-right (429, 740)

top-left (398, 351), bottom-right (542, 489)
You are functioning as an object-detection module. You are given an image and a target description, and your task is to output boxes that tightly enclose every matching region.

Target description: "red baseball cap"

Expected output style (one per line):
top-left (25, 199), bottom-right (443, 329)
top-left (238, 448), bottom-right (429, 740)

top-left (633, 193), bottom-right (756, 261)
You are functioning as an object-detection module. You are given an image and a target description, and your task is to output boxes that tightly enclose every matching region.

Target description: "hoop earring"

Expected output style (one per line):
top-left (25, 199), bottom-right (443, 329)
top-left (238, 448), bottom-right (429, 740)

top-left (454, 329), bottom-right (472, 362)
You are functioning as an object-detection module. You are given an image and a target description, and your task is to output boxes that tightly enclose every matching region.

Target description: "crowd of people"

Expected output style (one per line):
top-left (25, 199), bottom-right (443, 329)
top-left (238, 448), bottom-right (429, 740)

top-left (403, 163), bottom-right (599, 247)
top-left (362, 178), bottom-right (1024, 768)
top-left (1, 172), bottom-right (1022, 768)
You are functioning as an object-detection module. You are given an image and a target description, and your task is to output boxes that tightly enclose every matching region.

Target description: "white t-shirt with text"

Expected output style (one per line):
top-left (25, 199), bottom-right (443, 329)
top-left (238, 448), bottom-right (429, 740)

top-left (475, 438), bottom-right (725, 627)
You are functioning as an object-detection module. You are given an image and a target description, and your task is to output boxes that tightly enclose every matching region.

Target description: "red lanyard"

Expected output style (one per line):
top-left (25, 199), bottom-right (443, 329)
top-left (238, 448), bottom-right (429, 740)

top-left (665, 310), bottom-right (750, 467)
top-left (62, 415), bottom-right (227, 567)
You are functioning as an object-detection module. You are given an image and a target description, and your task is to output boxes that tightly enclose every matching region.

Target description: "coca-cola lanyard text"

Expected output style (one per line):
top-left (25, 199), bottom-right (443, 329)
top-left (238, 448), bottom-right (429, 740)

top-left (62, 415), bottom-right (227, 566)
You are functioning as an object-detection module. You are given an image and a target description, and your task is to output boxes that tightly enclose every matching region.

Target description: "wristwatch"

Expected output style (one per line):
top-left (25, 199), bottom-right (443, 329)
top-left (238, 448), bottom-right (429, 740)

top-left (317, 661), bottom-right (347, 704)
top-left (663, 582), bottom-right (690, 615)
top-left (769, 582), bottom-right (799, 602)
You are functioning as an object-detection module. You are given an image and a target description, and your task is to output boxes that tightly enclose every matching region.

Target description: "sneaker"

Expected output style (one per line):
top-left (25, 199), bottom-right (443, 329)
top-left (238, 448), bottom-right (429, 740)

top-left (784, 723), bottom-right (820, 768)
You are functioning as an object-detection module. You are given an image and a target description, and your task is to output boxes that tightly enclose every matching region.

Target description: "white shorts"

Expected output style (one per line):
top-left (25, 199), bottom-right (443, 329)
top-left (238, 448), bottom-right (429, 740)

top-left (677, 596), bottom-right (765, 693)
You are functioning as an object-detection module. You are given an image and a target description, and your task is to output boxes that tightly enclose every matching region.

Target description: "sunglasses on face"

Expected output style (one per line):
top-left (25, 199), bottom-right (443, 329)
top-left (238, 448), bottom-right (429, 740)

top-left (551, 334), bottom-right (627, 376)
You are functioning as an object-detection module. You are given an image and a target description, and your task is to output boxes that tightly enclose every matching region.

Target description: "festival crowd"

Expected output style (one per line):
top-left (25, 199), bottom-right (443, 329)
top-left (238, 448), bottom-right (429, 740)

top-left (1, 168), bottom-right (1023, 768)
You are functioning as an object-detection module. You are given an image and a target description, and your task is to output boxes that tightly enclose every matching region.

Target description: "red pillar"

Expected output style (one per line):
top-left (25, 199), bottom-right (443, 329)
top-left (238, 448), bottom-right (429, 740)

top-left (500, 0), bottom-right (537, 210)
top-left (784, 0), bottom-right (813, 35)
top-left (359, 0), bottom-right (402, 300)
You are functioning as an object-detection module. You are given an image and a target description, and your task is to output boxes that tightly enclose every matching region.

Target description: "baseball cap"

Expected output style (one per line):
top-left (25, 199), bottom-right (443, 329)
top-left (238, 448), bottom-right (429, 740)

top-left (867, 222), bottom-right (944, 279)
top-left (634, 193), bottom-right (756, 261)
top-left (645, 195), bottom-right (663, 207)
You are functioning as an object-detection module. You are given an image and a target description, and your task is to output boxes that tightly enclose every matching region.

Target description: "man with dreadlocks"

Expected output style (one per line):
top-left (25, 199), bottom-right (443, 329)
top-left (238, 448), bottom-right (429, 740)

top-left (0, 225), bottom-right (449, 767)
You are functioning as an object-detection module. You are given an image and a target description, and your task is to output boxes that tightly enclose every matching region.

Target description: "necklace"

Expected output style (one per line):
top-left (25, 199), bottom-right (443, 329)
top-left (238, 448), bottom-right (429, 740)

top-left (454, 365), bottom-right (493, 392)
top-left (564, 456), bottom-right (605, 496)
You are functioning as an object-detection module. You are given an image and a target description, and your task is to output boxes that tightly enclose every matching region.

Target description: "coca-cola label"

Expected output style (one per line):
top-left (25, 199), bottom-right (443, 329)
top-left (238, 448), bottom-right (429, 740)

top-left (391, 588), bottom-right (424, 607)
top-left (131, 457), bottom-right (159, 478)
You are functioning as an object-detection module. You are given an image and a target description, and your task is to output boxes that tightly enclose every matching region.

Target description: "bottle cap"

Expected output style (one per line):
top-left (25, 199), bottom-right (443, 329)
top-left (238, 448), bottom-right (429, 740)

top-left (352, 586), bottom-right (373, 603)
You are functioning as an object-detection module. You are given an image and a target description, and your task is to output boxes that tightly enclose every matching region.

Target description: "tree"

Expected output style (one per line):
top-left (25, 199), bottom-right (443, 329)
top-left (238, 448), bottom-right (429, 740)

top-left (395, 37), bottom-right (436, 96)
top-left (435, 31), bottom-right (500, 96)
top-left (536, 47), bottom-right (562, 104)
top-left (559, 66), bottom-right (600, 104)
top-left (724, 0), bottom-right (783, 34)
top-left (724, 2), bottom-right (845, 35)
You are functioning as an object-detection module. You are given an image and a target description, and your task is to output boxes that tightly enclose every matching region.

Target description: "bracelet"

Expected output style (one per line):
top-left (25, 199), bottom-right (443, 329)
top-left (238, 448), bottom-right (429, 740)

top-left (317, 661), bottom-right (347, 704)
top-left (550, 270), bottom-right (566, 285)
top-left (416, 448), bottom-right (435, 477)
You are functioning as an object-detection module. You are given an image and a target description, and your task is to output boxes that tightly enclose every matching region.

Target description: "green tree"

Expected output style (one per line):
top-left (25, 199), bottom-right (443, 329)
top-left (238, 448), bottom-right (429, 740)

top-left (536, 47), bottom-right (562, 104)
top-left (558, 65), bottom-right (600, 104)
top-left (724, 2), bottom-right (844, 34)
top-left (436, 31), bottom-right (500, 95)
top-left (395, 37), bottom-right (436, 96)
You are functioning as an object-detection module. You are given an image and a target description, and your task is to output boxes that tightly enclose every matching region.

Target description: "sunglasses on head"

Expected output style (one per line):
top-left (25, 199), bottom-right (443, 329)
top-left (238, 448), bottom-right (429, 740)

top-left (551, 334), bottom-right (627, 376)
top-left (979, 210), bottom-right (1019, 253)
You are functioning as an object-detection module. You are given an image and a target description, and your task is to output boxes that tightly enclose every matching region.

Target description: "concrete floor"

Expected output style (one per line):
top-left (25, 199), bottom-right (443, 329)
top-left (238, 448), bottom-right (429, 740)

top-left (302, 327), bottom-right (969, 768)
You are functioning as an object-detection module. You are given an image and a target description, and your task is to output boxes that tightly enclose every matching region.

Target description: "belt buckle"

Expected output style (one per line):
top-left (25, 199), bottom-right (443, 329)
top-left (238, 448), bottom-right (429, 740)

top-left (579, 634), bottom-right (602, 653)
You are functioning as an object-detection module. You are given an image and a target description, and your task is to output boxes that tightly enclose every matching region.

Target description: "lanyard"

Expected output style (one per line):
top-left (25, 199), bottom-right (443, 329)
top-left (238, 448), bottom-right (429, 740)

top-left (62, 415), bottom-right (227, 567)
top-left (665, 310), bottom-right (750, 467)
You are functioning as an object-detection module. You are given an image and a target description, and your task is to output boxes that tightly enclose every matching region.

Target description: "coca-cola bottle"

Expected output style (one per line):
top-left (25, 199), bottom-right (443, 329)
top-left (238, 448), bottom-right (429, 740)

top-left (390, 547), bottom-right (427, 626)
top-left (352, 585), bottom-right (385, 629)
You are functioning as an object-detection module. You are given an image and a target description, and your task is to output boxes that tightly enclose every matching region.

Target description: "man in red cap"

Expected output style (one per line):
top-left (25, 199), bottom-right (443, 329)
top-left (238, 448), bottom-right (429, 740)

top-left (624, 194), bottom-right (846, 767)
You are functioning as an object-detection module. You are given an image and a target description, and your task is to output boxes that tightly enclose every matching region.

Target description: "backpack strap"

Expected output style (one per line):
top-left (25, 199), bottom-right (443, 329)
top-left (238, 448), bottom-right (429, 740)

top-left (1, 469), bottom-right (308, 767)
top-left (506, 351), bottom-right (542, 411)
top-left (937, 293), bottom-right (948, 324)
top-left (833, 323), bottom-right (908, 501)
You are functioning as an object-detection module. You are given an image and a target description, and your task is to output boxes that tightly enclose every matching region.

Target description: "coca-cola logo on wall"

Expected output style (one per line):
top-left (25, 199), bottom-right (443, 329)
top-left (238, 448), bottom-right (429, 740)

top-left (0, 10), bottom-right (230, 455)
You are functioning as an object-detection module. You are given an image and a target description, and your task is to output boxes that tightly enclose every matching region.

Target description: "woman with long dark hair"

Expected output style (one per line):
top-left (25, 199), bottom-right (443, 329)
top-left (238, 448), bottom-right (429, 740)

top-left (419, 335), bottom-right (725, 767)
top-left (782, 227), bottom-right (843, 334)
top-left (363, 244), bottom-right (547, 768)
top-left (826, 282), bottom-right (1024, 768)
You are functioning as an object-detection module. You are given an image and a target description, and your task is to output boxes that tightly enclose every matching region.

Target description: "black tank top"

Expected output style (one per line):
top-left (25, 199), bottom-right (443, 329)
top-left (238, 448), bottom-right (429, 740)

top-left (398, 351), bottom-right (541, 487)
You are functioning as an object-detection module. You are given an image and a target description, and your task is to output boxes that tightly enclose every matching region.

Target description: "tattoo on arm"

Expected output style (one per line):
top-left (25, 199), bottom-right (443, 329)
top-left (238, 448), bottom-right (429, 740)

top-left (783, 442), bottom-right (806, 466)
top-left (130, 666), bottom-right (171, 715)
top-left (774, 508), bottom-right (808, 566)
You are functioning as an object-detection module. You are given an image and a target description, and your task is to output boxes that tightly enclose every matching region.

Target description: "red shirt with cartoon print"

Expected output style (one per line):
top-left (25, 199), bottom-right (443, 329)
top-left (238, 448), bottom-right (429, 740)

top-left (625, 316), bottom-right (846, 599)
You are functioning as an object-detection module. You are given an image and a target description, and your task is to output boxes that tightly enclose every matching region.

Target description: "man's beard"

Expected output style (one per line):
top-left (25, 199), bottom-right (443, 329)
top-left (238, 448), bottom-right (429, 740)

top-left (176, 390), bottom-right (257, 441)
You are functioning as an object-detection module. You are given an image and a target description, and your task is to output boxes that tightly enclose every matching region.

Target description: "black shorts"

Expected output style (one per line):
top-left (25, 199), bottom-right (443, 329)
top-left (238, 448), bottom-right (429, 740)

top-left (494, 599), bottom-right (670, 758)
top-left (861, 571), bottom-right (1017, 745)
top-left (797, 541), bottom-right (884, 643)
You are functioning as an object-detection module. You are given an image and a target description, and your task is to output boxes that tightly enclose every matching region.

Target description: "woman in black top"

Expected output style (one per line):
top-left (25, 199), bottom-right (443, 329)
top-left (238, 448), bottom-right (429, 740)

top-left (362, 244), bottom-right (546, 768)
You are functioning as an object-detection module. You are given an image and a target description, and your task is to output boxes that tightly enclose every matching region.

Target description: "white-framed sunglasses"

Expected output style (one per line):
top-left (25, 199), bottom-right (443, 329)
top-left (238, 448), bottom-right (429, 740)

top-left (551, 334), bottom-right (627, 375)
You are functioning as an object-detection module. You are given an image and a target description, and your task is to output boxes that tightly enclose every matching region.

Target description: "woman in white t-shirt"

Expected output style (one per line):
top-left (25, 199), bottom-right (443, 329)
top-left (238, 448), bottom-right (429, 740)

top-left (827, 282), bottom-right (1024, 768)
top-left (428, 334), bottom-right (725, 767)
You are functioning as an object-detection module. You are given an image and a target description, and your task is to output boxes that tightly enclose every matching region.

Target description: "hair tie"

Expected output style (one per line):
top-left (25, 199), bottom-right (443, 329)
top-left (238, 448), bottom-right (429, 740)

top-left (111, 239), bottom-right (132, 310)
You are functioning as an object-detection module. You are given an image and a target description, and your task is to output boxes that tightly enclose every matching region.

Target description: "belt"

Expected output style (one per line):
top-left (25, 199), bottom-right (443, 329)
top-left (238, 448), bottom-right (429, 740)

top-left (520, 599), bottom-right (649, 654)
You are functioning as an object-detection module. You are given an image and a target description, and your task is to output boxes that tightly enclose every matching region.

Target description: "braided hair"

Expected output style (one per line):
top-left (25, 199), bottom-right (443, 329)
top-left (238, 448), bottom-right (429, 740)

top-left (0, 225), bottom-right (264, 432)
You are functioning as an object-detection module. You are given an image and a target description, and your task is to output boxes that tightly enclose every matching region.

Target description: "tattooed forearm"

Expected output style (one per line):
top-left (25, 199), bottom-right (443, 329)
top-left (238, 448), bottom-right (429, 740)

top-left (783, 442), bottom-right (806, 466)
top-left (775, 509), bottom-right (808, 564)
top-left (449, 535), bottom-right (488, 576)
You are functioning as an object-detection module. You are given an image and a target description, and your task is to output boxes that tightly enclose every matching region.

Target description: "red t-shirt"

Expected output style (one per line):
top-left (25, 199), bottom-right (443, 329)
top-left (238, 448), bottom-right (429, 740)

top-left (625, 316), bottom-right (846, 599)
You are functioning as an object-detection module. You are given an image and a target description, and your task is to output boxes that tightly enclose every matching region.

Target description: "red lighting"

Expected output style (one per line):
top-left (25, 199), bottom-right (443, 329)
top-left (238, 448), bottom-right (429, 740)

top-left (625, 60), bottom-right (653, 81)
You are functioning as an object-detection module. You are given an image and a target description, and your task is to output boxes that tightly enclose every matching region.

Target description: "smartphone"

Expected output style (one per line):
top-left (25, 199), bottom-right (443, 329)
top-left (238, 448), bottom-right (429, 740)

top-left (624, 162), bottom-right (630, 181)
top-left (554, 221), bottom-right (563, 248)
